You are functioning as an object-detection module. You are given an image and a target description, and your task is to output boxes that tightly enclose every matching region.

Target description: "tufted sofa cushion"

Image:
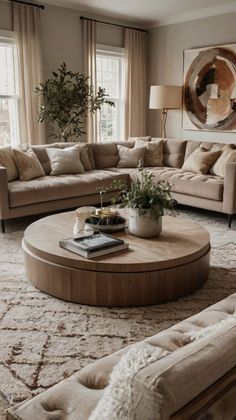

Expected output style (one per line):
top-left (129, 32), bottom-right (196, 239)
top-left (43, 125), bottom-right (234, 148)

top-left (7, 170), bottom-right (129, 208)
top-left (150, 167), bottom-right (224, 201)
top-left (6, 293), bottom-right (236, 420)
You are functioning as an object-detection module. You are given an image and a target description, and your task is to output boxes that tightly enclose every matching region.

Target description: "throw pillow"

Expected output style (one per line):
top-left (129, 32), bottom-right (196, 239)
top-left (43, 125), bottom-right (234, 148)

top-left (46, 146), bottom-right (85, 175)
top-left (135, 139), bottom-right (163, 167)
top-left (210, 144), bottom-right (236, 177)
top-left (0, 146), bottom-right (18, 181)
top-left (13, 148), bottom-right (45, 181)
top-left (182, 146), bottom-right (222, 175)
top-left (117, 145), bottom-right (146, 168)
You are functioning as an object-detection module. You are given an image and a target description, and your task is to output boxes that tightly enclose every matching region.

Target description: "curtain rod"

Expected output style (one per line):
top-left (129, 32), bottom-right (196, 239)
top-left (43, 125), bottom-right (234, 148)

top-left (80, 16), bottom-right (147, 33)
top-left (9, 0), bottom-right (45, 9)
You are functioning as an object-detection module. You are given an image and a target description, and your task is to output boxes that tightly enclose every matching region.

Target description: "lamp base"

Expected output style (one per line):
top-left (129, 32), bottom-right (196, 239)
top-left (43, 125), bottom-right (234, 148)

top-left (161, 108), bottom-right (168, 138)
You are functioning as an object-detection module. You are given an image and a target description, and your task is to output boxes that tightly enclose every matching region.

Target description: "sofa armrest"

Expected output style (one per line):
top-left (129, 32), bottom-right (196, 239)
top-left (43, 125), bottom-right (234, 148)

top-left (222, 162), bottom-right (236, 215)
top-left (0, 165), bottom-right (10, 219)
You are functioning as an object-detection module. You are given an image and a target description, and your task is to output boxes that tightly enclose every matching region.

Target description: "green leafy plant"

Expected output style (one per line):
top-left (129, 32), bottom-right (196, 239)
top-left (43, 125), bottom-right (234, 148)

top-left (111, 169), bottom-right (177, 221)
top-left (35, 62), bottom-right (114, 142)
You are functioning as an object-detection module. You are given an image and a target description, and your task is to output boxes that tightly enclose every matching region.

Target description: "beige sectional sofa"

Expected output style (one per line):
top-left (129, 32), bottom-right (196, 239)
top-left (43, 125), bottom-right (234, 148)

top-left (0, 138), bottom-right (235, 232)
top-left (6, 293), bottom-right (236, 419)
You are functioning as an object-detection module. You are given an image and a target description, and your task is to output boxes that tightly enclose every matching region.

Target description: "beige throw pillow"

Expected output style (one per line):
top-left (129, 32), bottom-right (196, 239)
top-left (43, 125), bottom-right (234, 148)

top-left (117, 145), bottom-right (146, 168)
top-left (210, 145), bottom-right (236, 177)
top-left (135, 139), bottom-right (163, 167)
top-left (182, 147), bottom-right (222, 175)
top-left (47, 146), bottom-right (85, 175)
top-left (13, 148), bottom-right (45, 181)
top-left (0, 146), bottom-right (18, 181)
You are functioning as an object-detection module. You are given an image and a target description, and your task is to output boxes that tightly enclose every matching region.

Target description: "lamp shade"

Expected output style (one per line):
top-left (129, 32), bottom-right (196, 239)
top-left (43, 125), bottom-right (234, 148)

top-left (149, 85), bottom-right (182, 109)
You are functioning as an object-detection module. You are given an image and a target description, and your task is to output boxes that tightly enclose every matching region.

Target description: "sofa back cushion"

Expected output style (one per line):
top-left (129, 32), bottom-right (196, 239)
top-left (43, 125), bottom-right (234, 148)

top-left (0, 146), bottom-right (18, 181)
top-left (32, 142), bottom-right (95, 174)
top-left (92, 143), bottom-right (119, 169)
top-left (163, 138), bottom-right (187, 168)
top-left (128, 136), bottom-right (151, 142)
top-left (92, 141), bottom-right (134, 169)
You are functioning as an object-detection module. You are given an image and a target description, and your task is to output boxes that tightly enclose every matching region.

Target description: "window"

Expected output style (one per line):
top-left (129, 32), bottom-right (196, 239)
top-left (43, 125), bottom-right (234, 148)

top-left (96, 45), bottom-right (125, 142)
top-left (0, 31), bottom-right (20, 146)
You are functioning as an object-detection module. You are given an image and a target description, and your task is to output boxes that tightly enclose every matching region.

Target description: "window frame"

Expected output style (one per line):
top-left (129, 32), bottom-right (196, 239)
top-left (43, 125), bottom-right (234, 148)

top-left (96, 44), bottom-right (125, 142)
top-left (0, 30), bottom-right (20, 146)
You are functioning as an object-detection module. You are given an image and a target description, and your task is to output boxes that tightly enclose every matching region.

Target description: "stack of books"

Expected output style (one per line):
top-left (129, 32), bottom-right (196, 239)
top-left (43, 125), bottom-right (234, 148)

top-left (59, 231), bottom-right (128, 259)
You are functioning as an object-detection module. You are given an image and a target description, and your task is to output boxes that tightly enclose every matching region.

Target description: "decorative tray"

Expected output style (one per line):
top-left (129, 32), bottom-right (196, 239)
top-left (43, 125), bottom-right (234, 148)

top-left (86, 215), bottom-right (126, 233)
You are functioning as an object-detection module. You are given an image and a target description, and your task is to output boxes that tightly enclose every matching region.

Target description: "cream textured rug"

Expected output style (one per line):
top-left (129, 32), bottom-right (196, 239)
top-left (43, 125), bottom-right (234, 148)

top-left (0, 208), bottom-right (235, 418)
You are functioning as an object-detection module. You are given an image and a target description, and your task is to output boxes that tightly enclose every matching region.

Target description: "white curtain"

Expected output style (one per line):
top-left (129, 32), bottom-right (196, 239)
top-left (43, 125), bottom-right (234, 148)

top-left (13, 3), bottom-right (45, 145)
top-left (124, 28), bottom-right (147, 138)
top-left (82, 19), bottom-right (97, 143)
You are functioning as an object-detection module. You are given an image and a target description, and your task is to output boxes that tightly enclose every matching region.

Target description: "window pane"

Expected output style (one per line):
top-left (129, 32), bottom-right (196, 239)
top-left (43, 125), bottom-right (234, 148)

top-left (0, 98), bottom-right (20, 146)
top-left (96, 50), bottom-right (124, 141)
top-left (0, 37), bottom-right (20, 146)
top-left (0, 42), bottom-right (18, 96)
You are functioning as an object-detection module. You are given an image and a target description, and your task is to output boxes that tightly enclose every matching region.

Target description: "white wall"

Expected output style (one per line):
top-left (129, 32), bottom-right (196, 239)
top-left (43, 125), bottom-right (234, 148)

top-left (148, 12), bottom-right (236, 143)
top-left (0, 2), bottom-right (126, 77)
top-left (40, 6), bottom-right (125, 77)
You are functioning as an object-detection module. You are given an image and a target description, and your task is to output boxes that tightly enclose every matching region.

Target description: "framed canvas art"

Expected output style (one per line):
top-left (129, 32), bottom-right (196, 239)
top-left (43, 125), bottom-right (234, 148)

top-left (183, 43), bottom-right (236, 132)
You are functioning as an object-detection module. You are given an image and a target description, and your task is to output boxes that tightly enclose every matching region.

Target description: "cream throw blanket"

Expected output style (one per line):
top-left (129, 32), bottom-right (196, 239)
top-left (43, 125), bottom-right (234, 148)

top-left (89, 316), bottom-right (236, 420)
top-left (89, 342), bottom-right (169, 420)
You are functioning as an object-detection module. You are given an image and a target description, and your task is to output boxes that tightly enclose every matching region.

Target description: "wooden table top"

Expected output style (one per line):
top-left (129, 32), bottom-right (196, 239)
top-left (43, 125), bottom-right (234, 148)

top-left (23, 211), bottom-right (210, 274)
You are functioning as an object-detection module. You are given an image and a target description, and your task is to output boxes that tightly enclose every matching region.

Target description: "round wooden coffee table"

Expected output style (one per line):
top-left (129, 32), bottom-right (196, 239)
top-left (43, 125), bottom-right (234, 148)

top-left (22, 212), bottom-right (210, 307)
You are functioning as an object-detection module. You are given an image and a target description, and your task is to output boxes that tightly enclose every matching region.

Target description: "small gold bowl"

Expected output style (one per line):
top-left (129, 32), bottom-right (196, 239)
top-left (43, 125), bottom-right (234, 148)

top-left (92, 208), bottom-right (119, 219)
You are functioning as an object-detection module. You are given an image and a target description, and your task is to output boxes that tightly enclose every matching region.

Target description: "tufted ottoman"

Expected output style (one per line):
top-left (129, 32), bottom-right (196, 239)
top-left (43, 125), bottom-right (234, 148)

top-left (6, 293), bottom-right (236, 420)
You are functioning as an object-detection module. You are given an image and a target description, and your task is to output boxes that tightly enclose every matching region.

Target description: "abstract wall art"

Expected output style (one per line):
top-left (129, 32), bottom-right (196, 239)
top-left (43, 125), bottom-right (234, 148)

top-left (183, 43), bottom-right (236, 131)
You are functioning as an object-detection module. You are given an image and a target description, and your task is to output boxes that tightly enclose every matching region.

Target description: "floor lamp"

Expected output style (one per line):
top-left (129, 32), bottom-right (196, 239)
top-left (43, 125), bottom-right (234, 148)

top-left (149, 85), bottom-right (182, 138)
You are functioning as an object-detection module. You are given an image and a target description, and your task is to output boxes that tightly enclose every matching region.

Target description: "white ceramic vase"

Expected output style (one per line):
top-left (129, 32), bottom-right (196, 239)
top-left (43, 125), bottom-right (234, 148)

top-left (128, 208), bottom-right (162, 238)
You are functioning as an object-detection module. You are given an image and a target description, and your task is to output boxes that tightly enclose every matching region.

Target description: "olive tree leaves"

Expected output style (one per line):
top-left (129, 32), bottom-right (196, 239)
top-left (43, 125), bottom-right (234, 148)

top-left (35, 62), bottom-right (114, 141)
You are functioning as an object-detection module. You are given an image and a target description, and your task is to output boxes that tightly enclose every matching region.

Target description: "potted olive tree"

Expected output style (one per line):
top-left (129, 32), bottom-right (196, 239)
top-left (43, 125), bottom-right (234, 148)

top-left (112, 170), bottom-right (177, 238)
top-left (35, 62), bottom-right (114, 142)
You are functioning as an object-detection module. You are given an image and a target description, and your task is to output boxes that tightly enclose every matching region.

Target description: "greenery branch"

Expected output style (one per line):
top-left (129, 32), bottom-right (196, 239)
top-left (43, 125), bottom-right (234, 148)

top-left (35, 62), bottom-right (114, 142)
top-left (110, 169), bottom-right (177, 221)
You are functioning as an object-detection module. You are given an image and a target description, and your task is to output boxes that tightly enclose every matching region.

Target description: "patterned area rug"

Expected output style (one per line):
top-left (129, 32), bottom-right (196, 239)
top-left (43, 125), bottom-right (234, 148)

top-left (0, 208), bottom-right (235, 417)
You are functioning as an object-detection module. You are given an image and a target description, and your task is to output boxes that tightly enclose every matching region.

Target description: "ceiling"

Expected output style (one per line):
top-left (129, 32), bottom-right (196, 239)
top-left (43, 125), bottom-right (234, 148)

top-left (41, 0), bottom-right (236, 27)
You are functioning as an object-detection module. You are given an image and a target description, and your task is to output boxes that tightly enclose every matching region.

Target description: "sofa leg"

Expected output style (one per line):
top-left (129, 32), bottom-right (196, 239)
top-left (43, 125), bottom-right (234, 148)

top-left (228, 215), bottom-right (232, 229)
top-left (1, 219), bottom-right (5, 233)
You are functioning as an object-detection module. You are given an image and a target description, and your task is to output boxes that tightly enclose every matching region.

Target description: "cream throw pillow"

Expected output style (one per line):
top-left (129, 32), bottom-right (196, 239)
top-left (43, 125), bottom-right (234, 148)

top-left (117, 145), bottom-right (146, 168)
top-left (210, 145), bottom-right (236, 177)
top-left (47, 146), bottom-right (85, 175)
top-left (135, 139), bottom-right (163, 167)
top-left (182, 147), bottom-right (222, 175)
top-left (13, 148), bottom-right (45, 181)
top-left (0, 146), bottom-right (18, 181)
